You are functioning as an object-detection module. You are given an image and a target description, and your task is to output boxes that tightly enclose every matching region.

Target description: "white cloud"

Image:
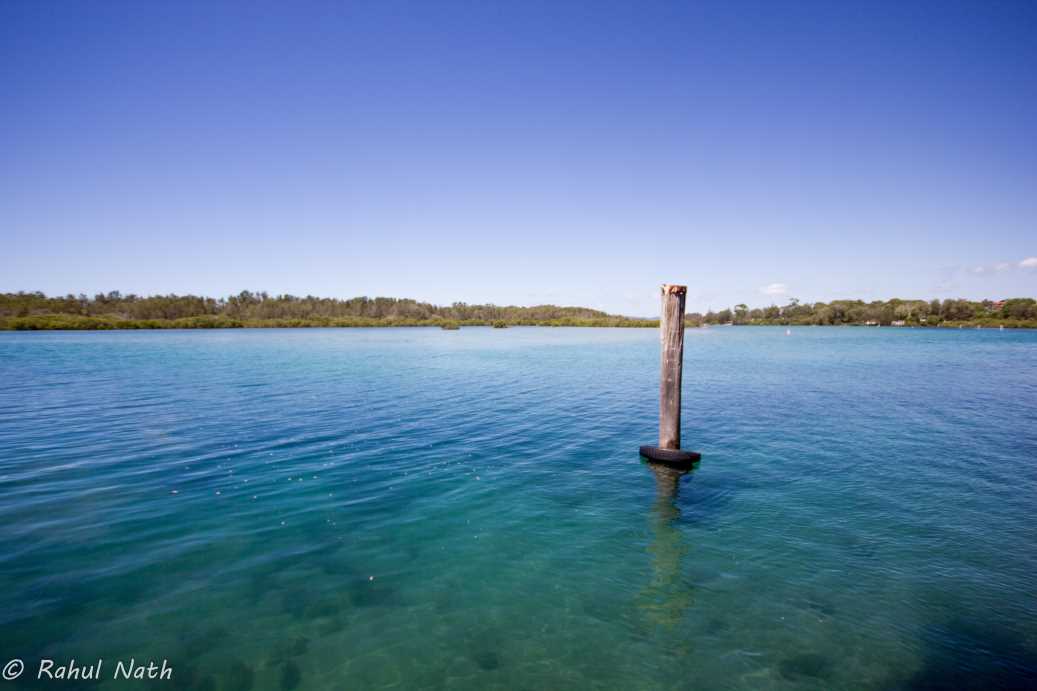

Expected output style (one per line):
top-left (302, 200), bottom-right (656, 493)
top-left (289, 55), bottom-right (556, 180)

top-left (965, 258), bottom-right (1033, 276)
top-left (760, 283), bottom-right (788, 296)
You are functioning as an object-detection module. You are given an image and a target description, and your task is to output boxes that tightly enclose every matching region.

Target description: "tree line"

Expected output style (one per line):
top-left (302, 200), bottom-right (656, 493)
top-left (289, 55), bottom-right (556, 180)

top-left (1, 292), bottom-right (1034, 330)
top-left (0, 291), bottom-right (654, 329)
top-left (690, 297), bottom-right (1037, 328)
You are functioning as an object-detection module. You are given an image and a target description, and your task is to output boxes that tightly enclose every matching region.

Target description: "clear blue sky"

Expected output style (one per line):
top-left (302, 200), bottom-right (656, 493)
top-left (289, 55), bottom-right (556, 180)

top-left (2, 0), bottom-right (1035, 316)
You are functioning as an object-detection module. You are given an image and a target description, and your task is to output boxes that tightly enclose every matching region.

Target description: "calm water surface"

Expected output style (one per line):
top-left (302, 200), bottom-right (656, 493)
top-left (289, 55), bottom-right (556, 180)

top-left (1, 327), bottom-right (1035, 690)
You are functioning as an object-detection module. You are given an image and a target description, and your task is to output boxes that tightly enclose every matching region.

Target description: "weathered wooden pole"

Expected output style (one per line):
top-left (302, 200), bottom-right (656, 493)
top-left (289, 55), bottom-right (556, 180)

top-left (640, 284), bottom-right (701, 467)
top-left (658, 284), bottom-right (686, 449)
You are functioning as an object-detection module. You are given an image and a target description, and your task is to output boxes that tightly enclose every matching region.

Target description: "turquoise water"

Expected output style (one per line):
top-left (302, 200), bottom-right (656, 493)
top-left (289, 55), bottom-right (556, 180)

top-left (1, 326), bottom-right (1035, 690)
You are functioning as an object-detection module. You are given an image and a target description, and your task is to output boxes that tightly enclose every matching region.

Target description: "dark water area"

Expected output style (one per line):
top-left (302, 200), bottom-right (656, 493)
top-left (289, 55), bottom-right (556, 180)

top-left (1, 326), bottom-right (1035, 689)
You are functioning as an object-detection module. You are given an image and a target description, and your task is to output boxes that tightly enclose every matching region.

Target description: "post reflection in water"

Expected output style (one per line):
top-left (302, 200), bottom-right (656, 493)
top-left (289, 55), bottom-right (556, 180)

top-left (636, 460), bottom-right (695, 629)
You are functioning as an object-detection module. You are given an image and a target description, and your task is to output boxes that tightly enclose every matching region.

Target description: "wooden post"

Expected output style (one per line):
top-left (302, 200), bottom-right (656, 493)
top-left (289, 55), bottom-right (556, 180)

top-left (640, 284), bottom-right (700, 466)
top-left (658, 284), bottom-right (686, 450)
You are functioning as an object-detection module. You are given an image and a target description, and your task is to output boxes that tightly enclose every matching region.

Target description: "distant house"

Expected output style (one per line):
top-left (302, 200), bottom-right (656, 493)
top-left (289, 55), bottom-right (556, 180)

top-left (992, 300), bottom-right (1006, 311)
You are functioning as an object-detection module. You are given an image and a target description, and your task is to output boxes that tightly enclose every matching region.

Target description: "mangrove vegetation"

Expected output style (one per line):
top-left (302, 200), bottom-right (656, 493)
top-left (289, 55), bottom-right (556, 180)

top-left (1, 292), bottom-right (1034, 330)
top-left (690, 297), bottom-right (1037, 329)
top-left (0, 292), bottom-right (655, 330)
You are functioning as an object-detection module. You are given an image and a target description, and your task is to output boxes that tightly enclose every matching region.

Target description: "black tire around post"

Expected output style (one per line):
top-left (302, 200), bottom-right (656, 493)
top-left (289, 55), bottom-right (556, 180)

top-left (639, 445), bottom-right (701, 468)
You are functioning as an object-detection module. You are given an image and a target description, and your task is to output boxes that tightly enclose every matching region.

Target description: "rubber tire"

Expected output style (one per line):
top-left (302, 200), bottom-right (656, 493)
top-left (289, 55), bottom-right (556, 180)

top-left (639, 446), bottom-right (701, 467)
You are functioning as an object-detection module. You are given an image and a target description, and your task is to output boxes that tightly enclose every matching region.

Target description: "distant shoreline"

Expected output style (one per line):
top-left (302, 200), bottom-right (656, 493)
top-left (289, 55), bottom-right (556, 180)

top-left (3, 317), bottom-right (1036, 331)
top-left (0, 316), bottom-right (657, 330)
top-left (2, 292), bottom-right (1035, 330)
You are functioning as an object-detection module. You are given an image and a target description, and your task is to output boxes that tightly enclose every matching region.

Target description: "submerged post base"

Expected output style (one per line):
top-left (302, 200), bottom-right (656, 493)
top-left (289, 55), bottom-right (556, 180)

top-left (639, 446), bottom-right (701, 468)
